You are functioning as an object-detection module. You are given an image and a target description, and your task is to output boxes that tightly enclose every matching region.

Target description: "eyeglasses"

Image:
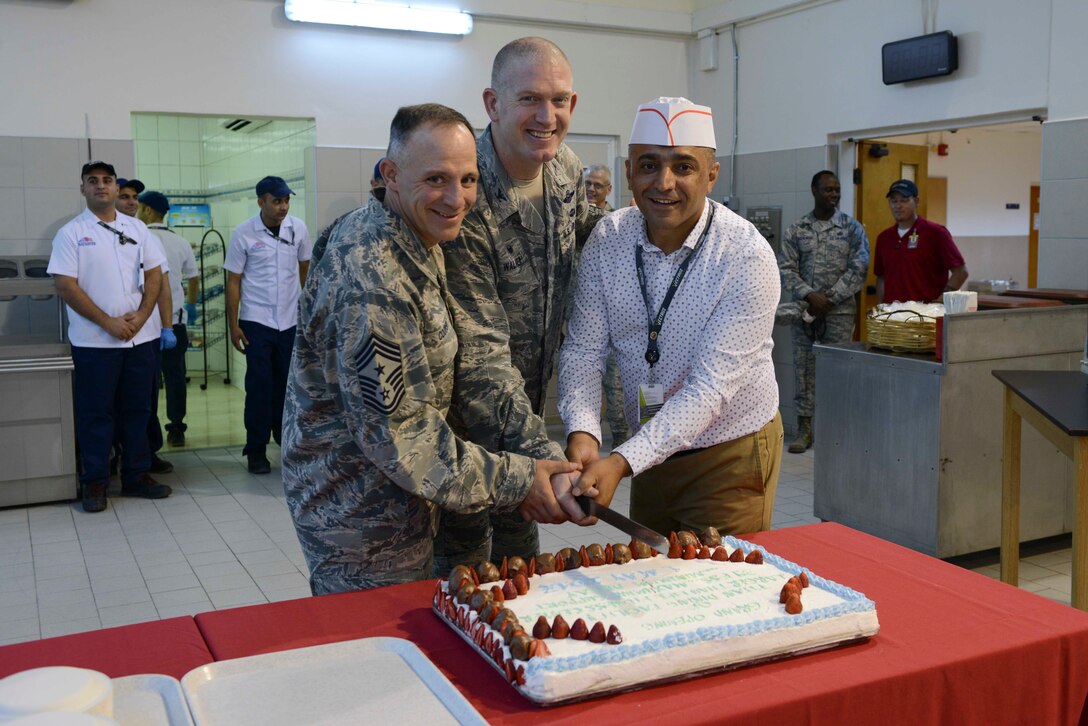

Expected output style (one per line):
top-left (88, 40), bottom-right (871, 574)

top-left (98, 221), bottom-right (137, 245)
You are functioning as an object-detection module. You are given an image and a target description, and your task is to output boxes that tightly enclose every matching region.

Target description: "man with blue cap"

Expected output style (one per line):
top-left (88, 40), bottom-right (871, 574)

top-left (138, 190), bottom-right (199, 447)
top-left (224, 176), bottom-right (313, 473)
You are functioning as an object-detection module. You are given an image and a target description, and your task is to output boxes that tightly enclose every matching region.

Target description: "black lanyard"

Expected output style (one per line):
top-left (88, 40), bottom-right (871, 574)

top-left (98, 221), bottom-right (137, 245)
top-left (266, 228), bottom-right (294, 246)
top-left (635, 205), bottom-right (715, 368)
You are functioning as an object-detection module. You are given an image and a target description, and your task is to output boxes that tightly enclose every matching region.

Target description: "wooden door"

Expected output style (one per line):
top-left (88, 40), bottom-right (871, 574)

top-left (1028, 185), bottom-right (1040, 287)
top-left (854, 140), bottom-right (930, 339)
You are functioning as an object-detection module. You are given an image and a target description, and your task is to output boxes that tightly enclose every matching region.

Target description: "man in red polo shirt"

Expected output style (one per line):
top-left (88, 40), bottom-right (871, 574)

top-left (874, 179), bottom-right (967, 303)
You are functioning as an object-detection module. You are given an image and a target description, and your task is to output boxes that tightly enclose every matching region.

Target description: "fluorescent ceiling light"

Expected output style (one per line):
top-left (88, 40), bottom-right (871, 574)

top-left (285, 0), bottom-right (473, 35)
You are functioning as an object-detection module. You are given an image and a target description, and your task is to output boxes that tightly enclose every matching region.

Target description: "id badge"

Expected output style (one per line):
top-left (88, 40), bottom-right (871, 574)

top-left (638, 383), bottom-right (664, 425)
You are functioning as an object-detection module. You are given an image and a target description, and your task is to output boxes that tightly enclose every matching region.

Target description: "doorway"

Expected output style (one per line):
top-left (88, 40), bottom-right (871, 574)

top-left (131, 113), bottom-right (317, 452)
top-left (846, 120), bottom-right (1042, 339)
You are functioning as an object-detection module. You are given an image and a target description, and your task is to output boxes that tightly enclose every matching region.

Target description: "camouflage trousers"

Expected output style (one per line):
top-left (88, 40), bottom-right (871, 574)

top-left (603, 353), bottom-right (628, 446)
top-left (433, 509), bottom-right (538, 577)
top-left (791, 314), bottom-right (854, 417)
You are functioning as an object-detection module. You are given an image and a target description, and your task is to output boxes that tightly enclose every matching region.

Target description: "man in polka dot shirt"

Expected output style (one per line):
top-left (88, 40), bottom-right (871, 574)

top-left (559, 97), bottom-right (784, 537)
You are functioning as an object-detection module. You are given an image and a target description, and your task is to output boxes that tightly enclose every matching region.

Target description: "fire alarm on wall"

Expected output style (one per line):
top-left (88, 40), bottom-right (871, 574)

top-left (937, 143), bottom-right (949, 156)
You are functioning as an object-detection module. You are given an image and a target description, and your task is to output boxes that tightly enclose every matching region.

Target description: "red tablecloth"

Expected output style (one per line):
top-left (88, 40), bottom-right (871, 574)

top-left (195, 523), bottom-right (1088, 725)
top-left (0, 616), bottom-right (213, 680)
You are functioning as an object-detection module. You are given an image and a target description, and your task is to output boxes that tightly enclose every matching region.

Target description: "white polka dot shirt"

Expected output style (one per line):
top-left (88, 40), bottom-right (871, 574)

top-left (558, 199), bottom-right (780, 475)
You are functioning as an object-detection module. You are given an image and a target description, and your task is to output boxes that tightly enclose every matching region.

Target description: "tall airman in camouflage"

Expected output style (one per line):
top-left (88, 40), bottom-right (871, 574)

top-left (777, 170), bottom-right (870, 453)
top-left (282, 104), bottom-right (589, 595)
top-left (436, 37), bottom-right (605, 572)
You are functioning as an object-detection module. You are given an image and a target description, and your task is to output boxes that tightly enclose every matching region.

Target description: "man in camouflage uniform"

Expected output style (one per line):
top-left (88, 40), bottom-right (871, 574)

top-left (777, 170), bottom-right (869, 453)
top-left (435, 37), bottom-right (605, 572)
top-left (282, 104), bottom-right (587, 595)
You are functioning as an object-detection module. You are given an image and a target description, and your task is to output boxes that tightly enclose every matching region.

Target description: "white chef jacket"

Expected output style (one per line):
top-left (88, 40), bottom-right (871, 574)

top-left (558, 199), bottom-right (780, 476)
top-left (148, 224), bottom-right (198, 325)
top-left (223, 213), bottom-right (312, 331)
top-left (47, 208), bottom-right (168, 348)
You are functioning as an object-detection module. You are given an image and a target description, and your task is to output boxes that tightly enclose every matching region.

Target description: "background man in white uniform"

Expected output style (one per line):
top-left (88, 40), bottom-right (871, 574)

top-left (48, 161), bottom-right (173, 512)
top-left (560, 98), bottom-right (784, 537)
top-left (224, 176), bottom-right (312, 474)
top-left (138, 191), bottom-right (199, 448)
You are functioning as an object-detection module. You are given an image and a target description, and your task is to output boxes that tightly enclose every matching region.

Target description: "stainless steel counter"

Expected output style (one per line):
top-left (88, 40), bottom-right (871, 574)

top-left (813, 305), bottom-right (1088, 557)
top-left (0, 257), bottom-right (77, 506)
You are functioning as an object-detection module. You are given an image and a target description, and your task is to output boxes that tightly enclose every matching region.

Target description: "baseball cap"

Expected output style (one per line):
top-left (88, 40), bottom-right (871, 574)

top-left (81, 161), bottom-right (117, 178)
top-left (886, 179), bottom-right (919, 198)
top-left (138, 190), bottom-right (170, 215)
top-left (117, 178), bottom-right (145, 193)
top-left (255, 176), bottom-right (294, 198)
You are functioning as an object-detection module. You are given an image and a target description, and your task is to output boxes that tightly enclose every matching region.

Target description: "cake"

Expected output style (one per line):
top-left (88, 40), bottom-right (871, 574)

top-left (433, 532), bottom-right (879, 705)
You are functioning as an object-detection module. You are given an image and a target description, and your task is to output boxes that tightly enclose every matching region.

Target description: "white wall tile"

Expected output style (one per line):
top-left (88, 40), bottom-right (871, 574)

top-left (315, 192), bottom-right (363, 231)
top-left (22, 138), bottom-right (81, 189)
top-left (178, 116), bottom-right (201, 142)
top-left (0, 189), bottom-right (26, 239)
top-left (0, 137), bottom-right (23, 187)
top-left (140, 168), bottom-right (160, 189)
top-left (91, 139), bottom-right (135, 179)
top-left (157, 115), bottom-right (179, 142)
top-left (157, 140), bottom-right (180, 167)
top-left (160, 165), bottom-right (180, 190)
top-left (135, 115), bottom-right (158, 141)
top-left (24, 187), bottom-right (82, 239)
top-left (179, 141), bottom-right (201, 167)
top-left (136, 139), bottom-right (159, 166)
top-left (0, 239), bottom-right (29, 256)
top-left (180, 166), bottom-right (203, 191)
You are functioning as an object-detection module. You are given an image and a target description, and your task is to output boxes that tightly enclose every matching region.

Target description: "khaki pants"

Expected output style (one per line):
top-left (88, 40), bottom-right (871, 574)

top-left (630, 411), bottom-right (784, 536)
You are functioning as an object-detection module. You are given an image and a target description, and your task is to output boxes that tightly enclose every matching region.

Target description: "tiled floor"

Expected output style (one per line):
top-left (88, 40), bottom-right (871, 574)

top-left (0, 390), bottom-right (1076, 646)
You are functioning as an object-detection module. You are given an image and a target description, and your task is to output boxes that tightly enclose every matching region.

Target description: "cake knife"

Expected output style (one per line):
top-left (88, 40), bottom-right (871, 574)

top-left (574, 495), bottom-right (670, 553)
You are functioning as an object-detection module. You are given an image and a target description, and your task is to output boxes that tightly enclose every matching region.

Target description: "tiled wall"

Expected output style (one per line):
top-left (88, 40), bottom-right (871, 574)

top-left (1037, 118), bottom-right (1088, 288)
top-left (0, 136), bottom-right (134, 258)
top-left (304, 145), bottom-right (386, 234)
top-left (0, 136), bottom-right (134, 338)
top-left (131, 114), bottom-right (316, 392)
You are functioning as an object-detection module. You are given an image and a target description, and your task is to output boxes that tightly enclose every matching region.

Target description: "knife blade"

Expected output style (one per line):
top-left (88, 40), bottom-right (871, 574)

top-left (575, 495), bottom-right (670, 554)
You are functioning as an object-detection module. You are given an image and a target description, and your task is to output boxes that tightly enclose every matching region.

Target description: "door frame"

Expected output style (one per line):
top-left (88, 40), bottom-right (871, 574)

top-left (828, 108), bottom-right (1047, 242)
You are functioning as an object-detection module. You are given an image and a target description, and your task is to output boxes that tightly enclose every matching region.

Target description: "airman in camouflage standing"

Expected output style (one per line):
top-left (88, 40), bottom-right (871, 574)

top-left (777, 170), bottom-right (870, 453)
top-left (282, 104), bottom-right (589, 595)
top-left (435, 37), bottom-right (605, 572)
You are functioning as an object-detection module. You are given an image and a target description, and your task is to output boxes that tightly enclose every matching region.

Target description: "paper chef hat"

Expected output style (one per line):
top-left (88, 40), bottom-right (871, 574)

top-left (629, 97), bottom-right (716, 150)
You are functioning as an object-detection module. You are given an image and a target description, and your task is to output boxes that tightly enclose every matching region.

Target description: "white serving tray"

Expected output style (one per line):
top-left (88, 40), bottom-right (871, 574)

top-left (112, 674), bottom-right (194, 726)
top-left (180, 637), bottom-right (485, 726)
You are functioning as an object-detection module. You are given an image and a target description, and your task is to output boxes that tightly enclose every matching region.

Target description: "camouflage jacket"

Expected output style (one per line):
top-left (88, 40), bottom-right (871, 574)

top-left (282, 195), bottom-right (538, 586)
top-left (442, 127), bottom-right (603, 453)
top-left (778, 209), bottom-right (870, 316)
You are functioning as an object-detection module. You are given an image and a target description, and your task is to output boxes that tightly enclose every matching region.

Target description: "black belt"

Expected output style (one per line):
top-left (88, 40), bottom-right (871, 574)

top-left (666, 445), bottom-right (709, 461)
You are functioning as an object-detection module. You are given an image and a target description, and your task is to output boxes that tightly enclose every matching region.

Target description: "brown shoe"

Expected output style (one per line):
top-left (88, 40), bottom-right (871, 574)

top-left (149, 454), bottom-right (174, 473)
top-left (82, 481), bottom-right (108, 513)
top-left (121, 474), bottom-right (172, 499)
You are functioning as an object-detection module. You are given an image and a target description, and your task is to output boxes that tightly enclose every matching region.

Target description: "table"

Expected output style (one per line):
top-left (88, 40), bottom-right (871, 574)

top-left (977, 293), bottom-right (1066, 309)
top-left (994, 370), bottom-right (1088, 611)
top-left (194, 523), bottom-right (1088, 725)
top-left (0, 617), bottom-right (213, 680)
top-left (1001, 288), bottom-right (1088, 304)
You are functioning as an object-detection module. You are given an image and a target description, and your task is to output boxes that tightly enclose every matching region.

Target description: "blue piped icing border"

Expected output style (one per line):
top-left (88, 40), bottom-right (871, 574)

top-left (524, 535), bottom-right (876, 677)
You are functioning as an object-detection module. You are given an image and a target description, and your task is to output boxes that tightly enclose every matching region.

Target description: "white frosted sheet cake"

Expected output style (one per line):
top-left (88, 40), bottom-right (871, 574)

top-left (433, 535), bottom-right (879, 704)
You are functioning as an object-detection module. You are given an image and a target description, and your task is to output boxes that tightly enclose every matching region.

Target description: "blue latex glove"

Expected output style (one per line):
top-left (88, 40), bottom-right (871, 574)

top-left (160, 328), bottom-right (177, 350)
top-left (185, 303), bottom-right (198, 324)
